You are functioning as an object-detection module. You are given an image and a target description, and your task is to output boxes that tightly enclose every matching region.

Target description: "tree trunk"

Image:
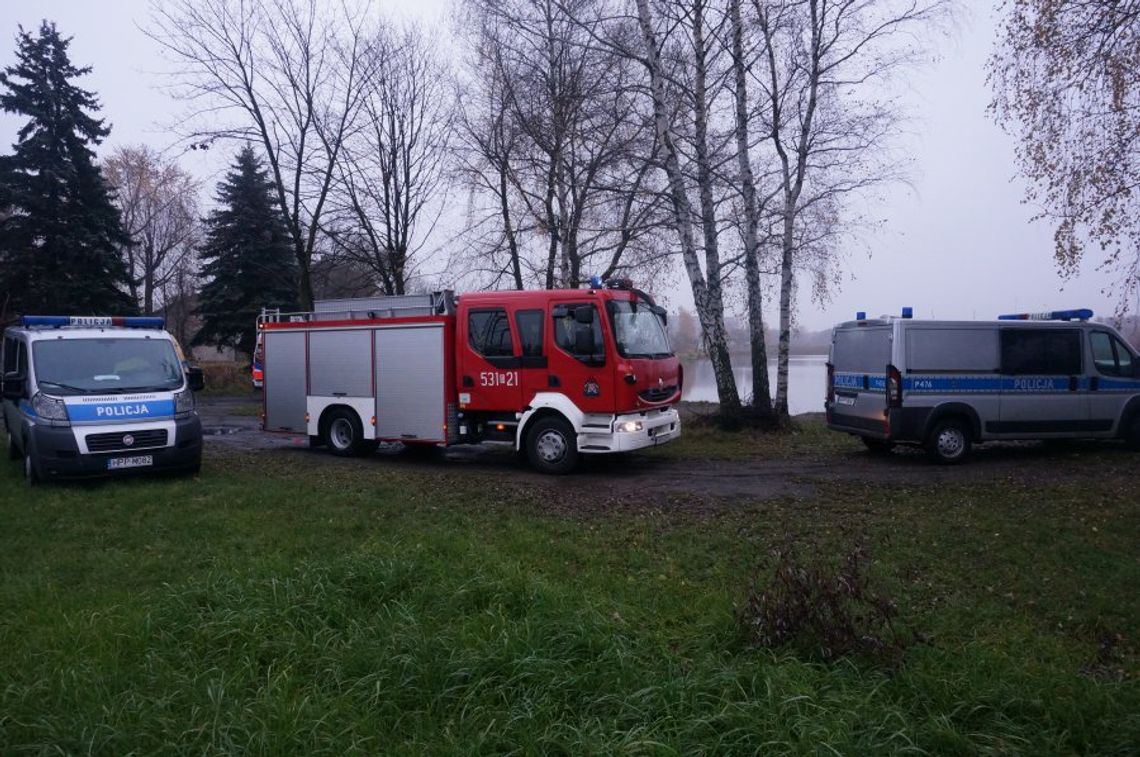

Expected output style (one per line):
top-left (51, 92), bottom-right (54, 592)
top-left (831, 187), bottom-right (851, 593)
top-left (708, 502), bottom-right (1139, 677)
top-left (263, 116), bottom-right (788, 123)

top-left (729, 0), bottom-right (772, 413)
top-left (635, 0), bottom-right (740, 413)
top-left (775, 208), bottom-right (795, 416)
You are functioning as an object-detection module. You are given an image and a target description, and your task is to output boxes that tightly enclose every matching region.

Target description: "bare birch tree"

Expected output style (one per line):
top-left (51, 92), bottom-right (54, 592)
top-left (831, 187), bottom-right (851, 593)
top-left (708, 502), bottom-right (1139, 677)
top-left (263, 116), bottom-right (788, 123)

top-left (149, 0), bottom-right (377, 309)
top-left (633, 0), bottom-right (742, 413)
top-left (752, 0), bottom-right (950, 416)
top-left (104, 145), bottom-right (199, 314)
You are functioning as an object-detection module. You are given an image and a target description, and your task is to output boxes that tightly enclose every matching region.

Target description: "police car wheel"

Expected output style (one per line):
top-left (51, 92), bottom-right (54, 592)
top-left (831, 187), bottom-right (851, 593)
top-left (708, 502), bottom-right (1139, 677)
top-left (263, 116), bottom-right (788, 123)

top-left (926, 420), bottom-right (971, 464)
top-left (526, 417), bottom-right (578, 475)
top-left (24, 451), bottom-right (39, 485)
top-left (323, 409), bottom-right (364, 457)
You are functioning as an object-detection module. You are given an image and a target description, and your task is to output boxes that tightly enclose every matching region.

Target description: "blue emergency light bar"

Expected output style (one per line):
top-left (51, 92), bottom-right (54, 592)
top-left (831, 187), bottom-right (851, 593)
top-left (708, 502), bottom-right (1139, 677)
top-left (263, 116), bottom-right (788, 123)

top-left (20, 315), bottom-right (165, 329)
top-left (997, 308), bottom-right (1093, 322)
top-left (588, 275), bottom-right (604, 288)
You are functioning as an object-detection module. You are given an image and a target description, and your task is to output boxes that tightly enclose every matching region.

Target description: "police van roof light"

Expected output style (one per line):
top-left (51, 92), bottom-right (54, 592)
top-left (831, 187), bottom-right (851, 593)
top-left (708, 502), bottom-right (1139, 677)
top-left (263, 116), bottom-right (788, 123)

top-left (997, 308), bottom-right (1093, 322)
top-left (901, 306), bottom-right (913, 319)
top-left (20, 315), bottom-right (165, 329)
top-left (855, 311), bottom-right (867, 321)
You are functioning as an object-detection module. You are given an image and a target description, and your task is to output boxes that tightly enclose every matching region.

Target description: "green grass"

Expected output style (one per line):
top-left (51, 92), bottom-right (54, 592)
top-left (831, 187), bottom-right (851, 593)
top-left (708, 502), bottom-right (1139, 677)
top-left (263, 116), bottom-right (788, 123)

top-left (1, 424), bottom-right (1137, 754)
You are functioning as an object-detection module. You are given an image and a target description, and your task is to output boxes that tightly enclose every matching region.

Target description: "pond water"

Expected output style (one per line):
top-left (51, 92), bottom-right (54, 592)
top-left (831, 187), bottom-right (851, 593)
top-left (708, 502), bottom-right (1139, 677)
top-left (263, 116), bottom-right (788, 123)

top-left (680, 355), bottom-right (828, 416)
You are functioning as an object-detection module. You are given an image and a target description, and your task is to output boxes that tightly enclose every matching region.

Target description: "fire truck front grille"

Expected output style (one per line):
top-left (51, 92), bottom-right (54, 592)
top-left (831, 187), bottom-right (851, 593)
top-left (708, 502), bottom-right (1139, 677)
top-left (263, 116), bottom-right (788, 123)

top-left (639, 385), bottom-right (678, 402)
top-left (86, 429), bottom-right (169, 453)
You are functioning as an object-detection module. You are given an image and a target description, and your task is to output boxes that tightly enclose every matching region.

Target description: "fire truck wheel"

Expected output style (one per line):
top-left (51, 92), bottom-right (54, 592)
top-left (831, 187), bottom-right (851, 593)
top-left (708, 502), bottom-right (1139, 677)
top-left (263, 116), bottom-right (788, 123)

top-left (925, 418), bottom-right (971, 464)
top-left (322, 408), bottom-right (365, 457)
top-left (526, 416), bottom-right (578, 474)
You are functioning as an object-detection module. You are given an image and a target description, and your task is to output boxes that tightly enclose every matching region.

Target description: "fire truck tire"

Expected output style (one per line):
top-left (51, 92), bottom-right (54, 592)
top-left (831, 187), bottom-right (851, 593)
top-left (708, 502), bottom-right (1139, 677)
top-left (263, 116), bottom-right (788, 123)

top-left (322, 408), bottom-right (366, 457)
top-left (925, 418), bottom-right (971, 464)
top-left (525, 416), bottom-right (578, 474)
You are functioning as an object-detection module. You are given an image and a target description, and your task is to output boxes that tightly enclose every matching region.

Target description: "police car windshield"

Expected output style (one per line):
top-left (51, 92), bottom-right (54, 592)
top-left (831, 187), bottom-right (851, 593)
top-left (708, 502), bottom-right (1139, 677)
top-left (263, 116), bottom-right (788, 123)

top-left (32, 338), bottom-right (183, 394)
top-left (607, 300), bottom-right (673, 359)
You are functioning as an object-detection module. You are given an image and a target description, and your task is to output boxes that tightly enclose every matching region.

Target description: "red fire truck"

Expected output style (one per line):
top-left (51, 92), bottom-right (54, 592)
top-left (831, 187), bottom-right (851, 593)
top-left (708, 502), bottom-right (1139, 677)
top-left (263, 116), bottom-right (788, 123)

top-left (257, 281), bottom-right (682, 473)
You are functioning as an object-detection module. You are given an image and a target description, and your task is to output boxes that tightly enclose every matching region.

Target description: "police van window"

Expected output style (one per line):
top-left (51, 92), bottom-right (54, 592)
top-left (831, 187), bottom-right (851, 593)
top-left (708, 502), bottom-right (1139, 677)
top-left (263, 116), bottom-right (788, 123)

top-left (832, 327), bottom-right (890, 375)
top-left (468, 309), bottom-right (514, 357)
top-left (515, 309), bottom-right (544, 357)
top-left (1000, 329), bottom-right (1081, 375)
top-left (553, 303), bottom-right (605, 361)
top-left (1090, 332), bottom-right (1134, 377)
top-left (906, 328), bottom-right (998, 372)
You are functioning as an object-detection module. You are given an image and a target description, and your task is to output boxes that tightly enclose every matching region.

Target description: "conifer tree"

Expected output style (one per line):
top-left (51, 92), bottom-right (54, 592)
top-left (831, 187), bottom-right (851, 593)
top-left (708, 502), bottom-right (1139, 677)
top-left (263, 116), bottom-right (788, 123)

top-left (0, 22), bottom-right (134, 316)
top-left (194, 146), bottom-right (297, 357)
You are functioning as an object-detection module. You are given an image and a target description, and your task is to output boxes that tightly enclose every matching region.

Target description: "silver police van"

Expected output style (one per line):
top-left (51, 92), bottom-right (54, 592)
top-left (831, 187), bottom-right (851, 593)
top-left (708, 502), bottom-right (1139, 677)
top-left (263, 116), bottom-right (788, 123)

top-left (2, 315), bottom-right (205, 483)
top-left (825, 308), bottom-right (1140, 463)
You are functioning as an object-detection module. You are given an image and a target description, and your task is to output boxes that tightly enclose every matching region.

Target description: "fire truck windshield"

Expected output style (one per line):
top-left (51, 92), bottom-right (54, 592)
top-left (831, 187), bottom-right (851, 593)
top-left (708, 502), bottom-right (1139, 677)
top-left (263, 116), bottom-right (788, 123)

top-left (607, 300), bottom-right (673, 358)
top-left (32, 338), bottom-right (184, 394)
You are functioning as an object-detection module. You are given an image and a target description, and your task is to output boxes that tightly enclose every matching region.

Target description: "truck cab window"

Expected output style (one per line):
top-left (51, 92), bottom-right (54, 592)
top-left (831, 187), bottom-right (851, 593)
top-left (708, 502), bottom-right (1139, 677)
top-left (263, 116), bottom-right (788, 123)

top-left (553, 303), bottom-right (604, 363)
top-left (1090, 331), bottom-right (1134, 377)
top-left (469, 309), bottom-right (514, 357)
top-left (1000, 329), bottom-right (1080, 375)
top-left (515, 310), bottom-right (544, 357)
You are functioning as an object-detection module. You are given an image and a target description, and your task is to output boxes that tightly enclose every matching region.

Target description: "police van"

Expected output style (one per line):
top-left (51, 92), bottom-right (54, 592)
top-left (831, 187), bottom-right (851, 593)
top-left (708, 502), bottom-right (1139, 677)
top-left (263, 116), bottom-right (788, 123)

top-left (1, 316), bottom-right (205, 483)
top-left (825, 308), bottom-right (1140, 463)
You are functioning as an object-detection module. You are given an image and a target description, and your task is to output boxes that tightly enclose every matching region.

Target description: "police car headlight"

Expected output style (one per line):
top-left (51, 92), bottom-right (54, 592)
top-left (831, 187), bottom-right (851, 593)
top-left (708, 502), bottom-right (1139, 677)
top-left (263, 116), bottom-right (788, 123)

top-left (174, 389), bottom-right (195, 416)
top-left (617, 420), bottom-right (643, 433)
top-left (32, 392), bottom-right (69, 421)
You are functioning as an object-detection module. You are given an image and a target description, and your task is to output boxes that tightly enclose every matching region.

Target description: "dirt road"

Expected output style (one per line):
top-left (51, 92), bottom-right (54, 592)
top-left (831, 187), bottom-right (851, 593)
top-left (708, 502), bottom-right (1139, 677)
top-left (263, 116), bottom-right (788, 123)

top-left (197, 396), bottom-right (1132, 503)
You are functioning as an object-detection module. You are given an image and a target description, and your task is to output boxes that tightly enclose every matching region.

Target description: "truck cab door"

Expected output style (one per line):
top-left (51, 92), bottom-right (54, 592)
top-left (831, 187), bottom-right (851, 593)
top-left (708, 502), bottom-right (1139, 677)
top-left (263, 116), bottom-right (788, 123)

top-left (513, 308), bottom-right (549, 406)
top-left (546, 301), bottom-right (613, 414)
top-left (459, 306), bottom-right (522, 412)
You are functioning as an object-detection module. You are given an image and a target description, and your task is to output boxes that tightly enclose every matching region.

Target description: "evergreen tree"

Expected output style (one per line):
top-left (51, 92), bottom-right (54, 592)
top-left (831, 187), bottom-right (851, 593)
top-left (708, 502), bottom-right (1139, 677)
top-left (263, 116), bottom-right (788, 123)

top-left (0, 22), bottom-right (134, 316)
top-left (194, 146), bottom-right (297, 357)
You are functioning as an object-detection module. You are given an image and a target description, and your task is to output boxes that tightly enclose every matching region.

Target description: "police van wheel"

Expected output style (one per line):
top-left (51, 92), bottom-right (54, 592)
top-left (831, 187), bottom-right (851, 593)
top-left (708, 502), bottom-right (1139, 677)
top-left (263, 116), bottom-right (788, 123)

top-left (526, 416), bottom-right (578, 474)
top-left (861, 437), bottom-right (894, 455)
top-left (926, 420), bottom-right (971, 464)
top-left (323, 409), bottom-right (365, 457)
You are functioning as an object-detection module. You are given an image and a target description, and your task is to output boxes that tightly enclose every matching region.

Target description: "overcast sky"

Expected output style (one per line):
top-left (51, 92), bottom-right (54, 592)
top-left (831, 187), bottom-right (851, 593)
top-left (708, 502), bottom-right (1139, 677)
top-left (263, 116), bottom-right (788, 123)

top-left (0, 0), bottom-right (1124, 331)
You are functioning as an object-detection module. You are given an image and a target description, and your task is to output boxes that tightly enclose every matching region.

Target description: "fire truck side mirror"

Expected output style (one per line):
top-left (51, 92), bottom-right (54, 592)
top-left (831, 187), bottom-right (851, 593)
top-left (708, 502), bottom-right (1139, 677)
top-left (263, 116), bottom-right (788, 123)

top-left (574, 325), bottom-right (594, 356)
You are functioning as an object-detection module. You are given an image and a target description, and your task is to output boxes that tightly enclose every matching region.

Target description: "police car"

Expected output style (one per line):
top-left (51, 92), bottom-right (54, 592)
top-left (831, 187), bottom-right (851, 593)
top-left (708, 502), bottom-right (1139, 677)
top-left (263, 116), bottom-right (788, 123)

top-left (2, 316), bottom-right (205, 483)
top-left (825, 308), bottom-right (1140, 463)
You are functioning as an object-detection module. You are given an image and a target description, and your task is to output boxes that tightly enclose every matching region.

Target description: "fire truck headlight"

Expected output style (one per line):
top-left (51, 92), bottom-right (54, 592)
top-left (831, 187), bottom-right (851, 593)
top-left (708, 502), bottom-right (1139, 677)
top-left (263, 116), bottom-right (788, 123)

top-left (32, 392), bottom-right (69, 421)
top-left (617, 420), bottom-right (643, 433)
top-left (174, 388), bottom-right (195, 416)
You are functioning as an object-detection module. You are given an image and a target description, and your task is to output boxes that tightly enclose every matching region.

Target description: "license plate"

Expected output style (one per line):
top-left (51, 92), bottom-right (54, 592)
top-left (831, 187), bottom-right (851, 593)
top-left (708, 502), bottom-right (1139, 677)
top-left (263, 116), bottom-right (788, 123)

top-left (108, 455), bottom-right (153, 470)
top-left (836, 395), bottom-right (856, 406)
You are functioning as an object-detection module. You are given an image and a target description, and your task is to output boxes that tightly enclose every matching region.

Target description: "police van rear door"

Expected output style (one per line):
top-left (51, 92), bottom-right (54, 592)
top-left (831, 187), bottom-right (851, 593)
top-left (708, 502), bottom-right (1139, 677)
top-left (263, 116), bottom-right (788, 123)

top-left (829, 324), bottom-right (891, 433)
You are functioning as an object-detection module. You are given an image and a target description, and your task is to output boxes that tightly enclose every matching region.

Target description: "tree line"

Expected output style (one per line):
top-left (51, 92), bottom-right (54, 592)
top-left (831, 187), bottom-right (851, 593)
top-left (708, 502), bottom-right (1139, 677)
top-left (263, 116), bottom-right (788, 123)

top-left (3, 2), bottom-right (1132, 421)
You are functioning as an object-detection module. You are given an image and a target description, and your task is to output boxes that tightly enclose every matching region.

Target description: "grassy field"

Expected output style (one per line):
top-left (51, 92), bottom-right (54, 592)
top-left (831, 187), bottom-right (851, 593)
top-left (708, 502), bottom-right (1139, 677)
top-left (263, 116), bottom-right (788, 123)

top-left (1, 423), bottom-right (1137, 754)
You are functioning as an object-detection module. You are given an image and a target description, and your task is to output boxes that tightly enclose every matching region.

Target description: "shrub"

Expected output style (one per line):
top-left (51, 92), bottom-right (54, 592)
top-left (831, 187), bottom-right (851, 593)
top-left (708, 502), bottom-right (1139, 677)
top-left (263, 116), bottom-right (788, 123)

top-left (737, 541), bottom-right (916, 663)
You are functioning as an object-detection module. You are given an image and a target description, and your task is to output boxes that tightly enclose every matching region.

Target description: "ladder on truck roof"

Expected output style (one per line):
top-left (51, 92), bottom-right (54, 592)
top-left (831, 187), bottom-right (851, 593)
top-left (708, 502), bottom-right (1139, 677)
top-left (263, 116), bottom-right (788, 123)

top-left (258, 291), bottom-right (455, 327)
